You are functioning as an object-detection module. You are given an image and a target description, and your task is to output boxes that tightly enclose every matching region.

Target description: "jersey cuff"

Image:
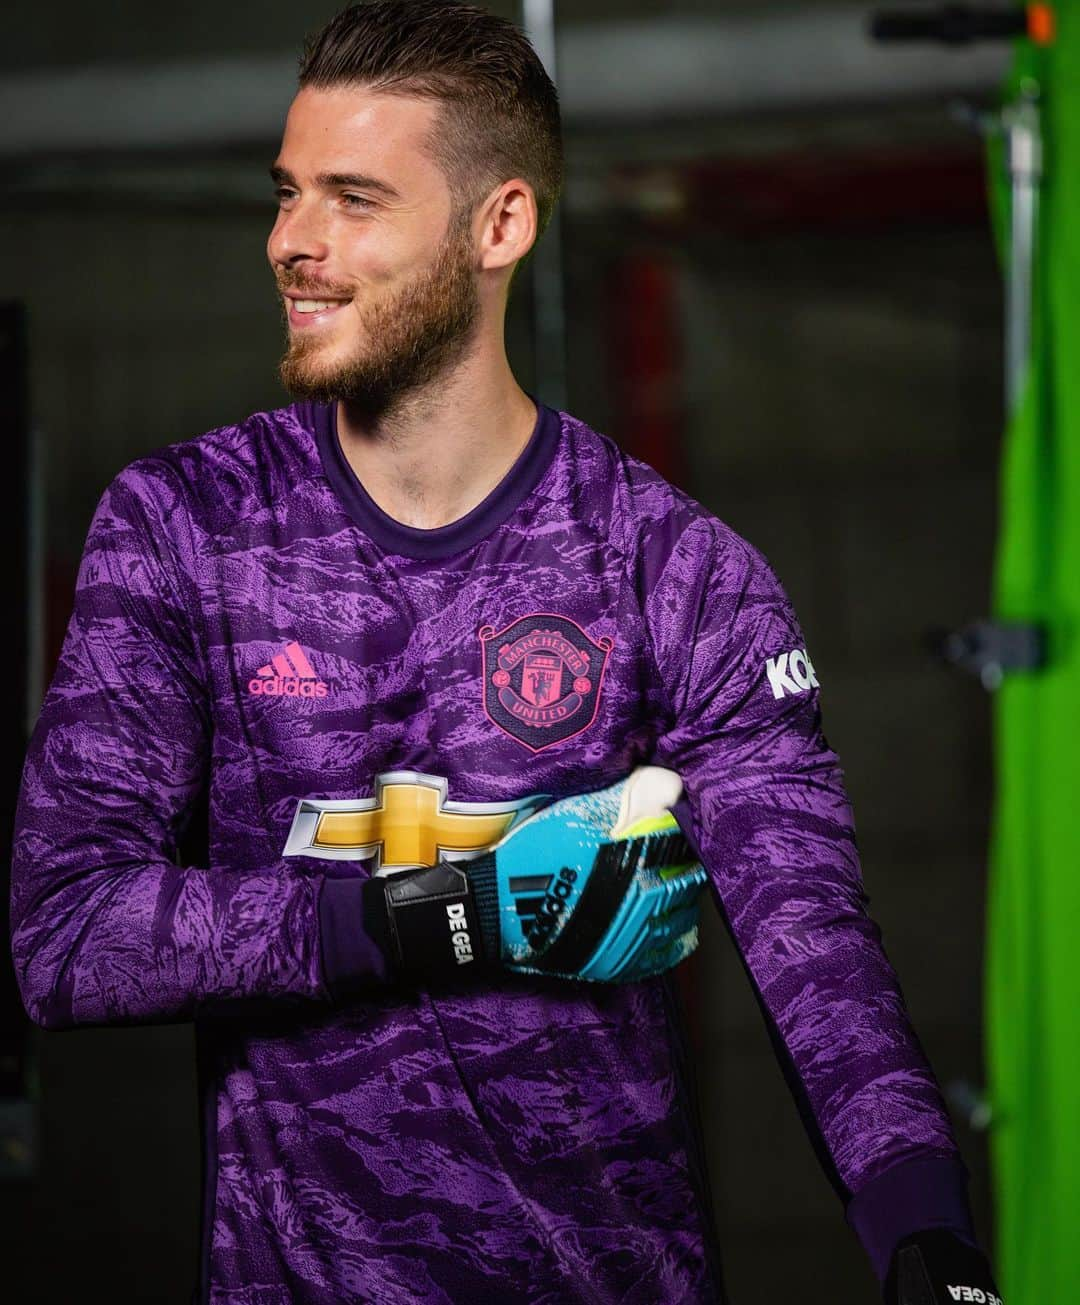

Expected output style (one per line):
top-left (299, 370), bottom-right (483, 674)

top-left (318, 875), bottom-right (392, 999)
top-left (845, 1153), bottom-right (979, 1284)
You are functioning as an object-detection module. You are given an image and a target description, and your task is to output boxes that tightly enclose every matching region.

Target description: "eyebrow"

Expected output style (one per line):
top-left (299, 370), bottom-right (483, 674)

top-left (269, 164), bottom-right (402, 200)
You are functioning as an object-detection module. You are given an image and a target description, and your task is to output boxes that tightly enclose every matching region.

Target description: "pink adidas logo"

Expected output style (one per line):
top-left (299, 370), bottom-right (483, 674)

top-left (247, 640), bottom-right (329, 698)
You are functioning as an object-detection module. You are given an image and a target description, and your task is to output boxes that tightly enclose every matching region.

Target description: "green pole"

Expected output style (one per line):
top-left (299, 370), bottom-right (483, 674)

top-left (988, 14), bottom-right (1080, 1301)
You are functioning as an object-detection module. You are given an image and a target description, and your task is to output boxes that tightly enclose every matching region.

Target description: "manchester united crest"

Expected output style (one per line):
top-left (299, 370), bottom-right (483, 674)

top-left (479, 613), bottom-right (614, 752)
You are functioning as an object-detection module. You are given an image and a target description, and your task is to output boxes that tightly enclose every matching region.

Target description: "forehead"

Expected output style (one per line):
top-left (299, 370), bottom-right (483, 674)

top-left (277, 85), bottom-right (445, 189)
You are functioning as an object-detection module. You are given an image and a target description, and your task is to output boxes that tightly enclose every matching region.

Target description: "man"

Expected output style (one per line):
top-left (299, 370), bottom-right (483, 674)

top-left (10, 3), bottom-right (1001, 1302)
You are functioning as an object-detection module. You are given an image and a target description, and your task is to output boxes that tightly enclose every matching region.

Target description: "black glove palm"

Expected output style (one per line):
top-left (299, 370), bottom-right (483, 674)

top-left (884, 1230), bottom-right (1002, 1305)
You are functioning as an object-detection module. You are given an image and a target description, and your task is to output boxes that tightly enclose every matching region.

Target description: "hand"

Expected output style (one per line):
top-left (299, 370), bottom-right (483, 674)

top-left (364, 766), bottom-right (708, 983)
top-left (884, 1230), bottom-right (1002, 1305)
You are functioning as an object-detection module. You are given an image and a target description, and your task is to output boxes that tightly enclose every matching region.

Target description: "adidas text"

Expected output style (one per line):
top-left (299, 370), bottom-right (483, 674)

top-left (766, 648), bottom-right (819, 700)
top-left (447, 903), bottom-right (474, 965)
top-left (947, 1288), bottom-right (1001, 1304)
top-left (248, 676), bottom-right (328, 698)
top-left (525, 866), bottom-right (578, 948)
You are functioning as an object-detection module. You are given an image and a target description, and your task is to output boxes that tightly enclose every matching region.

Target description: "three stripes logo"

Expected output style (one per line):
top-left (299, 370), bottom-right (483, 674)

top-left (511, 830), bottom-right (693, 971)
top-left (248, 640), bottom-right (329, 698)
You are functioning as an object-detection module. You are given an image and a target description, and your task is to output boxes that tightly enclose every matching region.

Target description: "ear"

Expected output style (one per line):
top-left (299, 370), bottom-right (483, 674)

top-left (477, 178), bottom-right (538, 273)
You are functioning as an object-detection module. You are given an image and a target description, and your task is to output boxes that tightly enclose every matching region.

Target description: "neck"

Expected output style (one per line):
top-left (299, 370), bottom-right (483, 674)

top-left (335, 347), bottom-right (538, 530)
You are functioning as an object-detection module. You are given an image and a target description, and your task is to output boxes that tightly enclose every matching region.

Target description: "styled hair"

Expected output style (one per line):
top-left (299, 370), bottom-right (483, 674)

top-left (297, 1), bottom-right (564, 245)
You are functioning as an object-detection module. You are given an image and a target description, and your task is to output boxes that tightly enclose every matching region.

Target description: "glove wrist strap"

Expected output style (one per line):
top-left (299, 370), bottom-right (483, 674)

top-left (370, 861), bottom-right (490, 980)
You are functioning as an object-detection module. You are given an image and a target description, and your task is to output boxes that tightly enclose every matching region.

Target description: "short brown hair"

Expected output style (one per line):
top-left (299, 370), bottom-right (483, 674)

top-left (298, 1), bottom-right (564, 246)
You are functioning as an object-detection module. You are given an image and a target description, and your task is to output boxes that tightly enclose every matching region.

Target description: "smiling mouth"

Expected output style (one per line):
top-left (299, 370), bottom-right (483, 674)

top-left (285, 297), bottom-right (352, 330)
top-left (290, 298), bottom-right (350, 314)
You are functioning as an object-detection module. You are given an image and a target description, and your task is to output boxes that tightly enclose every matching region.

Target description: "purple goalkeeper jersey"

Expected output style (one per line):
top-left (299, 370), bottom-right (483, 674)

top-left (11, 399), bottom-right (976, 1303)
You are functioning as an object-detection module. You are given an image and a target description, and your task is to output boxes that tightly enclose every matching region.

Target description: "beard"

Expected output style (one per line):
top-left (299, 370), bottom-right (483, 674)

top-left (277, 210), bottom-right (480, 420)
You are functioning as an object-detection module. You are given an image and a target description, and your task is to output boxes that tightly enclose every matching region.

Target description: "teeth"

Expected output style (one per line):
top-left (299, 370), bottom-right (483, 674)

top-left (293, 299), bottom-right (346, 313)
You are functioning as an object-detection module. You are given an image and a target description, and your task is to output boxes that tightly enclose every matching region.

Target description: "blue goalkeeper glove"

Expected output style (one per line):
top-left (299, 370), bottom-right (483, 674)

top-left (884, 1230), bottom-right (1002, 1305)
top-left (363, 766), bottom-right (707, 984)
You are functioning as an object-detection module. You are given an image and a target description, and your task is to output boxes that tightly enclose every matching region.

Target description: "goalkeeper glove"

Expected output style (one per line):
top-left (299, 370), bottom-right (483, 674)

top-left (884, 1230), bottom-right (1002, 1305)
top-left (362, 766), bottom-right (707, 984)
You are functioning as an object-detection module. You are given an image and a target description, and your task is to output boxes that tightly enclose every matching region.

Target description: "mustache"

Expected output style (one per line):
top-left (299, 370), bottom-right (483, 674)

top-left (277, 281), bottom-right (353, 298)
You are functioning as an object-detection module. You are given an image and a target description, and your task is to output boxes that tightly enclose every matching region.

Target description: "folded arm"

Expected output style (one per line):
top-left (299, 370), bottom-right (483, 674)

top-left (9, 464), bottom-right (388, 1030)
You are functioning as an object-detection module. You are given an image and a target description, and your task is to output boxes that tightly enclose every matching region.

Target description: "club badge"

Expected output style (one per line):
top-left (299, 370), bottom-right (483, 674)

top-left (479, 613), bottom-right (614, 752)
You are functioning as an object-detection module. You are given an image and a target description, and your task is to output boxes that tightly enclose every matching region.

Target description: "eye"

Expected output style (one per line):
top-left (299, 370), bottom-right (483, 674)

top-left (341, 194), bottom-right (375, 211)
top-left (273, 186), bottom-right (296, 205)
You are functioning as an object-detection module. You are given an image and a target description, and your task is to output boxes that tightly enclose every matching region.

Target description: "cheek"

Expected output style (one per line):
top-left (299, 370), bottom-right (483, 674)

top-left (348, 232), bottom-right (409, 287)
top-left (353, 214), bottom-right (443, 283)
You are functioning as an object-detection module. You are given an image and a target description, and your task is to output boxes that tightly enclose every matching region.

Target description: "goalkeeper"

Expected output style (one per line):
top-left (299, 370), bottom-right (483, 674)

top-left (10, 3), bottom-right (999, 1303)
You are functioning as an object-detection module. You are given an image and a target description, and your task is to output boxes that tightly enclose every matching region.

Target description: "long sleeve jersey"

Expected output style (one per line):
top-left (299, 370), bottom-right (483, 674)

top-left (11, 398), bottom-right (977, 1304)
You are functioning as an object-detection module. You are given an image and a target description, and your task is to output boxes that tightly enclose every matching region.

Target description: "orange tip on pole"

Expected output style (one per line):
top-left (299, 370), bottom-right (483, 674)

top-left (1027, 3), bottom-right (1056, 45)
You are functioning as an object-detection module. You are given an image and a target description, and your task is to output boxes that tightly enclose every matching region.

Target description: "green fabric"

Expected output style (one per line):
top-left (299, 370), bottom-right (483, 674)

top-left (988, 20), bottom-right (1080, 1303)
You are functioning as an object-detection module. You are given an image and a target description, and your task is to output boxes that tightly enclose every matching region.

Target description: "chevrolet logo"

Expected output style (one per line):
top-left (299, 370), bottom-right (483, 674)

top-left (282, 770), bottom-right (546, 876)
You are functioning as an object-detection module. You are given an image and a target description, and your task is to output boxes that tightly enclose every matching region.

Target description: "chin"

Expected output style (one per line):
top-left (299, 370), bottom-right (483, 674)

top-left (287, 340), bottom-right (349, 377)
top-left (279, 354), bottom-right (341, 401)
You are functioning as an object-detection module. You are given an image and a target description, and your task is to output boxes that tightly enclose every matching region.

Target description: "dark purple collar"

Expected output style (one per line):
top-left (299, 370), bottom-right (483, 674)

top-left (300, 396), bottom-right (562, 560)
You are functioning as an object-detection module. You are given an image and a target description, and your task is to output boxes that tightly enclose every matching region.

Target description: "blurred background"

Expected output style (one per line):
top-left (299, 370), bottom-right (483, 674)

top-left (2, 2), bottom-right (1070, 1301)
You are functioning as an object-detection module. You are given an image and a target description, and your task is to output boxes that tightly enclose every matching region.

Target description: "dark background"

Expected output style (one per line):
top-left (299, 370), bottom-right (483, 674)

top-left (1, 2), bottom-right (1007, 1300)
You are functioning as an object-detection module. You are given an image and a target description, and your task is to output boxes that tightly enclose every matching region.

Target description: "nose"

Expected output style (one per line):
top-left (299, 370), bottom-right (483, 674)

top-left (267, 194), bottom-right (331, 268)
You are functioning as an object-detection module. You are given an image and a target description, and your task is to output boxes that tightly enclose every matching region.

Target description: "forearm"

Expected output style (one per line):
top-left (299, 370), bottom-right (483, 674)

top-left (10, 841), bottom-right (397, 1029)
top-left (13, 854), bottom-right (324, 1028)
top-left (672, 777), bottom-right (977, 1272)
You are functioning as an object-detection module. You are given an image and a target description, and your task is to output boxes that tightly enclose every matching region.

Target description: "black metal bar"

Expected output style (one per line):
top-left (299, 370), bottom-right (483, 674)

top-left (0, 300), bottom-right (33, 1181)
top-left (871, 5), bottom-right (1028, 45)
top-left (926, 619), bottom-right (1047, 689)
